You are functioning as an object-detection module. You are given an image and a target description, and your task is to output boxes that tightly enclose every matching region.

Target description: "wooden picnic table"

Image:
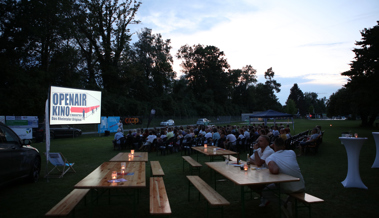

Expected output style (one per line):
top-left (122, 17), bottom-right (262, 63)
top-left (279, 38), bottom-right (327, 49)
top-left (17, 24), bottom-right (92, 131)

top-left (206, 161), bottom-right (300, 217)
top-left (74, 161), bottom-right (146, 217)
top-left (191, 146), bottom-right (238, 161)
top-left (109, 152), bottom-right (148, 162)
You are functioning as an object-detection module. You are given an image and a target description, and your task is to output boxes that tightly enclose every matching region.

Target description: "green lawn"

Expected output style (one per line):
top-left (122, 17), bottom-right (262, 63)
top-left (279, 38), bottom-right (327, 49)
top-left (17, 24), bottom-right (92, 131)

top-left (1, 119), bottom-right (379, 218)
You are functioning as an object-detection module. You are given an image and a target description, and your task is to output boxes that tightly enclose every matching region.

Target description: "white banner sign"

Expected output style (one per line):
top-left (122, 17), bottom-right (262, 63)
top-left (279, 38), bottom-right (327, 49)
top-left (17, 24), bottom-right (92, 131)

top-left (11, 127), bottom-right (33, 140)
top-left (50, 86), bottom-right (102, 125)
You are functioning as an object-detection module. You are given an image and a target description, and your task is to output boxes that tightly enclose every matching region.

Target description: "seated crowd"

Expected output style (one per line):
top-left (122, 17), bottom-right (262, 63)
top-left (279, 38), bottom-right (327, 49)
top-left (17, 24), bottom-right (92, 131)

top-left (112, 123), bottom-right (322, 156)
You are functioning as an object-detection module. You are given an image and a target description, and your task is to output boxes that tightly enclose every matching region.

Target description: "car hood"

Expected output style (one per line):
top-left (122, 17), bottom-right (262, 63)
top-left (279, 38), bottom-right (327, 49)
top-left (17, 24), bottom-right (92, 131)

top-left (23, 145), bottom-right (39, 153)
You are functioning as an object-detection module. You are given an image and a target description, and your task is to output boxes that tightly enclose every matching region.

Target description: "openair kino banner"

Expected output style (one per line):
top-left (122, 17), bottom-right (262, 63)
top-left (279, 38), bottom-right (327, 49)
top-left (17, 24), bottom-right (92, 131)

top-left (50, 86), bottom-right (102, 125)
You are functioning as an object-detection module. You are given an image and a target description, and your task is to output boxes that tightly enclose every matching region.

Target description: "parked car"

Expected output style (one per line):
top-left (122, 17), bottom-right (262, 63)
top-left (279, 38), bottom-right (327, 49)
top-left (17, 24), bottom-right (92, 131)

top-left (33, 124), bottom-right (82, 140)
top-left (160, 119), bottom-right (175, 126)
top-left (196, 118), bottom-right (211, 126)
top-left (0, 122), bottom-right (41, 186)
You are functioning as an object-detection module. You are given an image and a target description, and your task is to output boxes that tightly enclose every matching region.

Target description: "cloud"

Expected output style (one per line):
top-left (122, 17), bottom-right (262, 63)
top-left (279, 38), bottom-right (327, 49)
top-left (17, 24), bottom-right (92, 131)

top-left (299, 74), bottom-right (348, 86)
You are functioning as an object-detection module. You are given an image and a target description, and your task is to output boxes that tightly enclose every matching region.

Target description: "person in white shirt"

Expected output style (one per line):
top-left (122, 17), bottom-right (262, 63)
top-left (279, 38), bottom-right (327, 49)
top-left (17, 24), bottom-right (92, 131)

top-left (224, 130), bottom-right (237, 150)
top-left (249, 135), bottom-right (274, 167)
top-left (259, 137), bottom-right (305, 210)
top-left (204, 128), bottom-right (212, 139)
top-left (204, 128), bottom-right (212, 144)
top-left (117, 119), bottom-right (124, 133)
top-left (139, 131), bottom-right (157, 151)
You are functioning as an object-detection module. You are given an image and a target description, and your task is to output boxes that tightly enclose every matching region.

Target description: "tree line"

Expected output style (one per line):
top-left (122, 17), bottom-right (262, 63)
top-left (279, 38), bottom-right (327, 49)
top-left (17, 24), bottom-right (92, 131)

top-left (1, 0), bottom-right (328, 119)
top-left (327, 21), bottom-right (379, 127)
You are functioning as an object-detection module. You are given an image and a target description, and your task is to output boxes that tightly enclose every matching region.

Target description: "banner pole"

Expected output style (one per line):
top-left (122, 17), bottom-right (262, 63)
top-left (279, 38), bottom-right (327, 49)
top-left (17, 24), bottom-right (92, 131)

top-left (45, 89), bottom-right (51, 182)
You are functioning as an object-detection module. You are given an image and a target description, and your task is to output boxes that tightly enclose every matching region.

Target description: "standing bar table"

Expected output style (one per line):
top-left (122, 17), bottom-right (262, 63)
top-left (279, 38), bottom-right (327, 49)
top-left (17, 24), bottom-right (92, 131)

top-left (372, 132), bottom-right (379, 168)
top-left (339, 137), bottom-right (368, 189)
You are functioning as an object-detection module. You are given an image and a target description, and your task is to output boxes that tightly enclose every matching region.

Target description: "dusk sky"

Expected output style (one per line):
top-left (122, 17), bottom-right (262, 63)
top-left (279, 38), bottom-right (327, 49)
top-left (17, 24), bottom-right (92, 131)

top-left (130, 0), bottom-right (379, 105)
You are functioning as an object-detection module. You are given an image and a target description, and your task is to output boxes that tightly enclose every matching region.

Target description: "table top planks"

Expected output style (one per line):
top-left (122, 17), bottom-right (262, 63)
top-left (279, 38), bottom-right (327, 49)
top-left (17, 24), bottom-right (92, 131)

top-left (109, 152), bottom-right (148, 162)
top-left (206, 161), bottom-right (299, 186)
top-left (74, 161), bottom-right (146, 189)
top-left (192, 146), bottom-right (238, 156)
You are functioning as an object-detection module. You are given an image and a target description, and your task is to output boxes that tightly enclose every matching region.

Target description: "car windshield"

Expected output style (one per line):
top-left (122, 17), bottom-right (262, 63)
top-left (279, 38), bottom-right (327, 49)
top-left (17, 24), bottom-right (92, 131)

top-left (0, 125), bottom-right (19, 145)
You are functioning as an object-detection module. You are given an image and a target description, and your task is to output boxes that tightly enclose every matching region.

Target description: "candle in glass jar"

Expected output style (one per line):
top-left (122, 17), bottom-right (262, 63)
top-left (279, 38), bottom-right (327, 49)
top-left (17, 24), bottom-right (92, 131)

top-left (131, 150), bottom-right (134, 155)
top-left (112, 171), bottom-right (117, 180)
top-left (244, 164), bottom-right (248, 171)
top-left (354, 133), bottom-right (358, 138)
top-left (204, 144), bottom-right (207, 148)
top-left (121, 162), bottom-right (126, 170)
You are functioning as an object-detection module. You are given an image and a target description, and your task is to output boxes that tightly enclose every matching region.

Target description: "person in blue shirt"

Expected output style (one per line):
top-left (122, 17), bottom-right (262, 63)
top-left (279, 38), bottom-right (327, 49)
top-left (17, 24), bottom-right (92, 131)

top-left (113, 128), bottom-right (124, 145)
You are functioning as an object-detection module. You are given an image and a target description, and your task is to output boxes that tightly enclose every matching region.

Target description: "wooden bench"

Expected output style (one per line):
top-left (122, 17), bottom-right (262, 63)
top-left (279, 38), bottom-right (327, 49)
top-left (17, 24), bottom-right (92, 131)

top-left (150, 177), bottom-right (171, 216)
top-left (187, 175), bottom-right (230, 217)
top-left (289, 192), bottom-right (324, 218)
top-left (45, 189), bottom-right (89, 217)
top-left (182, 156), bottom-right (202, 175)
top-left (150, 161), bottom-right (165, 177)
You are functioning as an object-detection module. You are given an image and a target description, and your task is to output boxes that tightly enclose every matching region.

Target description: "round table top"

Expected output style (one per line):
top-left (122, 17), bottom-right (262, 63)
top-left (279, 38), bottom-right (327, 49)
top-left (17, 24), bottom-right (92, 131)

top-left (339, 137), bottom-right (368, 140)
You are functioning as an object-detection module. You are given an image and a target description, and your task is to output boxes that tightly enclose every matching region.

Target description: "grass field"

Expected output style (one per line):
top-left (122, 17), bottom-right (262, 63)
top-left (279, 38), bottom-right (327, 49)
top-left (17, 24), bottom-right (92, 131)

top-left (1, 119), bottom-right (379, 218)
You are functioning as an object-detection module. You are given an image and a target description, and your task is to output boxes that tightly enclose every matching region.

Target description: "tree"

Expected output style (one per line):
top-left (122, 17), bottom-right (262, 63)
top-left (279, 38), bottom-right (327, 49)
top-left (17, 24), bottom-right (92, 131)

top-left (327, 88), bottom-right (354, 118)
top-left (286, 99), bottom-right (297, 115)
top-left (341, 21), bottom-right (379, 126)
top-left (176, 44), bottom-right (231, 115)
top-left (253, 67), bottom-right (282, 111)
top-left (131, 28), bottom-right (175, 99)
top-left (74, 0), bottom-right (141, 93)
top-left (0, 0), bottom-right (75, 117)
top-left (230, 65), bottom-right (258, 111)
top-left (286, 83), bottom-right (306, 116)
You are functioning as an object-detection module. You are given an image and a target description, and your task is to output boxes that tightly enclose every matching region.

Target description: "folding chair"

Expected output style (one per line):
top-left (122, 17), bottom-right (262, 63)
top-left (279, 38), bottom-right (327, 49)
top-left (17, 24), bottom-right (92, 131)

top-left (45, 152), bottom-right (76, 178)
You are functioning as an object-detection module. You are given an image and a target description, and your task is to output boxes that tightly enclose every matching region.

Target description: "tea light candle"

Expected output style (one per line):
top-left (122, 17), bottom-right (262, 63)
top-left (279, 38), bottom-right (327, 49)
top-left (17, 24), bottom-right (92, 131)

top-left (131, 150), bottom-right (134, 155)
top-left (354, 133), bottom-right (358, 138)
top-left (244, 164), bottom-right (248, 171)
top-left (112, 171), bottom-right (117, 180)
top-left (204, 144), bottom-right (207, 148)
top-left (121, 162), bottom-right (126, 170)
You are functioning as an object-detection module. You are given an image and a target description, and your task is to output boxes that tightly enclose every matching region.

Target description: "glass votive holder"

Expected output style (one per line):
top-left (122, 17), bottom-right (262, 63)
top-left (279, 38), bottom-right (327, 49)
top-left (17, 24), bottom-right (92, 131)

top-left (112, 171), bottom-right (117, 180)
top-left (204, 144), bottom-right (207, 148)
top-left (354, 133), bottom-right (358, 138)
top-left (131, 150), bottom-right (135, 155)
top-left (121, 162), bottom-right (126, 170)
top-left (244, 164), bottom-right (248, 171)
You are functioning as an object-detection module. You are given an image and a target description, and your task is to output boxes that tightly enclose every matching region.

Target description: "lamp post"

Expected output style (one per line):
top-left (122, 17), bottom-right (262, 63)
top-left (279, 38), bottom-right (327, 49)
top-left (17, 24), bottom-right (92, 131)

top-left (147, 109), bottom-right (155, 129)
